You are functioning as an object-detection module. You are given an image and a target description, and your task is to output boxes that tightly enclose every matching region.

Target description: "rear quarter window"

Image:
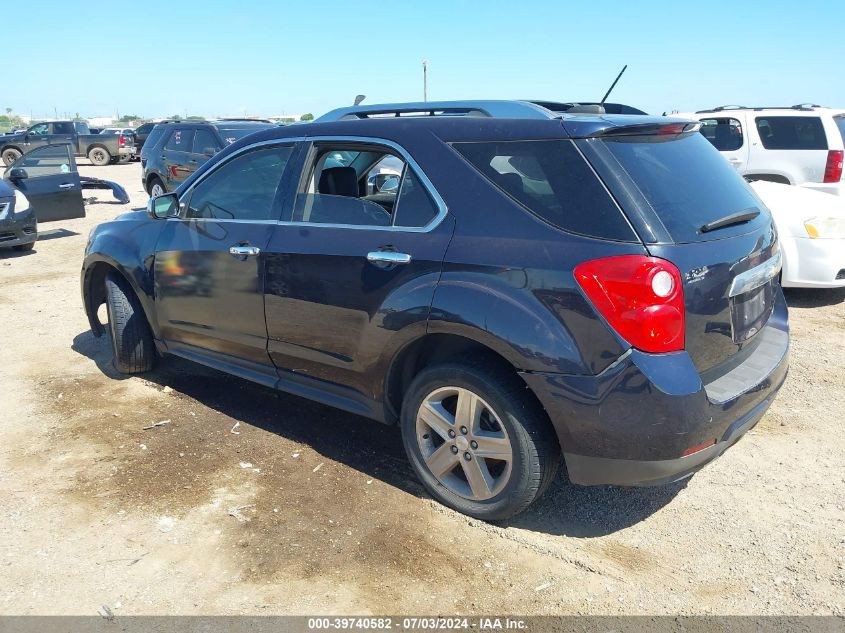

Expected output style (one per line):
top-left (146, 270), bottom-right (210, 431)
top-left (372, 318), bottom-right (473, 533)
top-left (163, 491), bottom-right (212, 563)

top-left (452, 139), bottom-right (635, 241)
top-left (755, 116), bottom-right (827, 150)
top-left (835, 116), bottom-right (845, 146)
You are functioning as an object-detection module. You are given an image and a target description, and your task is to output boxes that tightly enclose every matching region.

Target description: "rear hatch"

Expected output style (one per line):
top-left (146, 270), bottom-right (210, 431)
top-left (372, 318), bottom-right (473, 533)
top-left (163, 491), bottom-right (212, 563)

top-left (580, 125), bottom-right (781, 376)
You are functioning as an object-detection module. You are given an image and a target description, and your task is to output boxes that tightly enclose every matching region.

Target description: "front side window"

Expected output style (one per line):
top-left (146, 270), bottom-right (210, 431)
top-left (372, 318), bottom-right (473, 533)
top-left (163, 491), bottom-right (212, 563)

top-left (185, 145), bottom-right (292, 221)
top-left (28, 123), bottom-right (49, 136)
top-left (755, 116), bottom-right (827, 150)
top-left (292, 143), bottom-right (440, 228)
top-left (699, 117), bottom-right (744, 151)
top-left (192, 129), bottom-right (218, 154)
top-left (165, 129), bottom-right (194, 152)
top-left (14, 144), bottom-right (74, 177)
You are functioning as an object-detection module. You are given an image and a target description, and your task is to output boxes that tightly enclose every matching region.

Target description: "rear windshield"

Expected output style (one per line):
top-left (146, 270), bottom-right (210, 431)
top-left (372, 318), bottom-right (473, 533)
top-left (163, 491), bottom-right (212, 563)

top-left (603, 133), bottom-right (764, 243)
top-left (214, 125), bottom-right (272, 145)
top-left (754, 116), bottom-right (827, 150)
top-left (452, 139), bottom-right (635, 241)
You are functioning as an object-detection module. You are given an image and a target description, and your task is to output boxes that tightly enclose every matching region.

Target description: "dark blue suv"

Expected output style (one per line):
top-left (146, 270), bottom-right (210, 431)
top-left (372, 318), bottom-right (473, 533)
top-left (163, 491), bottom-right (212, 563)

top-left (81, 100), bottom-right (789, 520)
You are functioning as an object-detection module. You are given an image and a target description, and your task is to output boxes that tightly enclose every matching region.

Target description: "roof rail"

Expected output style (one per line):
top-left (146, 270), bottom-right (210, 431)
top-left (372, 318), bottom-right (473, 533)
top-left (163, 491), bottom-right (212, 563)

top-left (695, 105), bottom-right (747, 113)
top-left (696, 103), bottom-right (824, 114)
top-left (316, 100), bottom-right (559, 122)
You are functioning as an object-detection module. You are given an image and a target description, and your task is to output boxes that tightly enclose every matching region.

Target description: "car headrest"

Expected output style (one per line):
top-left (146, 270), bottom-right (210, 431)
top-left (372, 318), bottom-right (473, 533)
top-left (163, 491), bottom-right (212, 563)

top-left (319, 166), bottom-right (358, 198)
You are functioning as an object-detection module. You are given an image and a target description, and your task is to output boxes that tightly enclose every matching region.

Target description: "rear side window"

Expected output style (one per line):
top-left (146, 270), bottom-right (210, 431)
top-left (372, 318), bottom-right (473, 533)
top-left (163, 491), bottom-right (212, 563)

top-left (452, 140), bottom-right (635, 241)
top-left (603, 133), bottom-right (763, 243)
top-left (699, 118), bottom-right (744, 151)
top-left (755, 116), bottom-right (827, 150)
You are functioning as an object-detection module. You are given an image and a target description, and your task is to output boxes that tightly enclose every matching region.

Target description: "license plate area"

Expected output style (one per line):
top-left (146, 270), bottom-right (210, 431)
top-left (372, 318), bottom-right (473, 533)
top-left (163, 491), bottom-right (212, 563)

top-left (730, 280), bottom-right (775, 343)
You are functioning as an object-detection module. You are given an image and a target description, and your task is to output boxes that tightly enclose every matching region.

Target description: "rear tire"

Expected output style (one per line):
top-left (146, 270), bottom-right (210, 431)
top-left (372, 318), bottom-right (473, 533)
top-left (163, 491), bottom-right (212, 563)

top-left (400, 360), bottom-right (560, 521)
top-left (105, 272), bottom-right (155, 374)
top-left (2, 148), bottom-right (22, 166)
top-left (88, 147), bottom-right (111, 166)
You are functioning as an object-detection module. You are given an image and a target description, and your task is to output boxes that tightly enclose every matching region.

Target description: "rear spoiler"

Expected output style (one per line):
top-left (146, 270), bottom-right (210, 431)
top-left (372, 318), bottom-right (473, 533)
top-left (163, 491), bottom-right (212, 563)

top-left (597, 121), bottom-right (702, 137)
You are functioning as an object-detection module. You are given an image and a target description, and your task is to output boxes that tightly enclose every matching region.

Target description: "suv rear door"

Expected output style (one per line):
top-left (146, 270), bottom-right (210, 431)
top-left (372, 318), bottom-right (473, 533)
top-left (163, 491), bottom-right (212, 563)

top-left (746, 114), bottom-right (828, 183)
top-left (263, 139), bottom-right (453, 406)
top-left (4, 144), bottom-right (85, 222)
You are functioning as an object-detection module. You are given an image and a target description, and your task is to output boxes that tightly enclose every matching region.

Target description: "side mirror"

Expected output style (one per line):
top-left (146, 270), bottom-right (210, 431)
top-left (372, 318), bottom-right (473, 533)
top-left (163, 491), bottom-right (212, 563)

top-left (203, 147), bottom-right (216, 157)
top-left (7, 168), bottom-right (28, 183)
top-left (147, 192), bottom-right (180, 219)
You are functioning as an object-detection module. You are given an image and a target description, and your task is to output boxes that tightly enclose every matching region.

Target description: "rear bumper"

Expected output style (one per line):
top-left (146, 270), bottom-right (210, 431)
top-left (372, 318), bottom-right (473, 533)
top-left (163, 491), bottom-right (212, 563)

top-left (522, 292), bottom-right (789, 486)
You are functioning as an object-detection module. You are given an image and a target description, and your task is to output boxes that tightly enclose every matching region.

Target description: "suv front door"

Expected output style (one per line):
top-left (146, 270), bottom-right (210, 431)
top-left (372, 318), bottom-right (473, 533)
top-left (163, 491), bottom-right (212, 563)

top-left (4, 144), bottom-right (85, 222)
top-left (160, 127), bottom-right (195, 191)
top-left (699, 115), bottom-right (749, 173)
top-left (153, 143), bottom-right (297, 377)
top-left (263, 140), bottom-right (454, 408)
top-left (185, 128), bottom-right (220, 180)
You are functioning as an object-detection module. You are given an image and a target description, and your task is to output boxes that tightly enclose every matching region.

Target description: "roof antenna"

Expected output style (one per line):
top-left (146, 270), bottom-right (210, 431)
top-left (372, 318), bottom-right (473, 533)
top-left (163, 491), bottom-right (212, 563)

top-left (600, 65), bottom-right (628, 105)
top-left (353, 95), bottom-right (366, 106)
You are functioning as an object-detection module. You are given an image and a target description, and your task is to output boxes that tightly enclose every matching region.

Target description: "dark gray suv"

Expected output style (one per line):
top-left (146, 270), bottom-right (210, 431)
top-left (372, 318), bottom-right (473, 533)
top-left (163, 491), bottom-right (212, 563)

top-left (141, 120), bottom-right (274, 196)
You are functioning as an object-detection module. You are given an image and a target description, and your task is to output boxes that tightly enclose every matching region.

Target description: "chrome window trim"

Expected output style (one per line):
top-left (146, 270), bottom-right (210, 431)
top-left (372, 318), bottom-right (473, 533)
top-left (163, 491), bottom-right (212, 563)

top-left (729, 251), bottom-right (782, 297)
top-left (176, 135), bottom-right (448, 234)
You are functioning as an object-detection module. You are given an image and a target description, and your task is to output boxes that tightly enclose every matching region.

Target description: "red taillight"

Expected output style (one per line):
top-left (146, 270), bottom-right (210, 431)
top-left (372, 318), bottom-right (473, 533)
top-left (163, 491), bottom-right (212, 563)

top-left (118, 135), bottom-right (126, 147)
top-left (824, 150), bottom-right (843, 183)
top-left (574, 255), bottom-right (685, 353)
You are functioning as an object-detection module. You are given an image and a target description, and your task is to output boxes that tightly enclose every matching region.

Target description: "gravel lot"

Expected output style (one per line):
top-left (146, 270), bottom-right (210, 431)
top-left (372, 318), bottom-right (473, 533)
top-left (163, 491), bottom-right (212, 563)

top-left (0, 160), bottom-right (843, 616)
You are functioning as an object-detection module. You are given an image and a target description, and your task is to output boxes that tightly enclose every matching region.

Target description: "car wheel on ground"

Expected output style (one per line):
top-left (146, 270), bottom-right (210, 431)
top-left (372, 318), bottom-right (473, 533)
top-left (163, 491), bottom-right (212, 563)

top-left (2, 148), bottom-right (22, 166)
top-left (401, 360), bottom-right (560, 521)
top-left (12, 242), bottom-right (35, 252)
top-left (105, 272), bottom-right (155, 374)
top-left (148, 177), bottom-right (165, 198)
top-left (88, 147), bottom-right (111, 167)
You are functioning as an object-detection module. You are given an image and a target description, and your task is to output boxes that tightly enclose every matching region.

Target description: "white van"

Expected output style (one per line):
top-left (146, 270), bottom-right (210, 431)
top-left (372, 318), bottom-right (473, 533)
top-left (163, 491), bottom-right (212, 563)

top-left (674, 105), bottom-right (845, 196)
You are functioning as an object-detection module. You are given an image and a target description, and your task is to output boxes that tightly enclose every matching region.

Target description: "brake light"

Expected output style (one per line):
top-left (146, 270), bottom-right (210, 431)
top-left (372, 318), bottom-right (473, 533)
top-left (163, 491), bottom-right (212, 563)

top-left (118, 135), bottom-right (125, 147)
top-left (823, 150), bottom-right (843, 183)
top-left (574, 255), bottom-right (685, 353)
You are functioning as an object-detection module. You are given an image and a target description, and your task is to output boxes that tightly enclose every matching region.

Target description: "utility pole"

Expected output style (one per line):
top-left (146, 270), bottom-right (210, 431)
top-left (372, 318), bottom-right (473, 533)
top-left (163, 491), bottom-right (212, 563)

top-left (422, 59), bottom-right (428, 102)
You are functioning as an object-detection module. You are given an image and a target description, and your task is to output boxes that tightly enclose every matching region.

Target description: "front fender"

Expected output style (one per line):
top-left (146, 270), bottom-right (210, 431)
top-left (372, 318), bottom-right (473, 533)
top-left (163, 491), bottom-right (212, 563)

top-left (82, 219), bottom-right (164, 337)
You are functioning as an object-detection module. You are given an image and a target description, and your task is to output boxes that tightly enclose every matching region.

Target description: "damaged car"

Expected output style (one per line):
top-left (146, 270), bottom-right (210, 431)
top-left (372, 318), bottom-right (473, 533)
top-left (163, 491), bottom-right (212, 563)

top-left (2, 143), bottom-right (128, 251)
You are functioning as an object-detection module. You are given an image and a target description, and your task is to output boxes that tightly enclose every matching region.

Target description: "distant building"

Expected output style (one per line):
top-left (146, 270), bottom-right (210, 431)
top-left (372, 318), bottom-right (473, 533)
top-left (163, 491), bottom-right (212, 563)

top-left (87, 116), bottom-right (116, 127)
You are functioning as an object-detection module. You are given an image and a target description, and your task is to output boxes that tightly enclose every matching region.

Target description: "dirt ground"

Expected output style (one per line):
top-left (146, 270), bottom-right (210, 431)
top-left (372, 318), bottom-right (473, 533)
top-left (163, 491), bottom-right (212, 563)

top-left (0, 159), bottom-right (843, 617)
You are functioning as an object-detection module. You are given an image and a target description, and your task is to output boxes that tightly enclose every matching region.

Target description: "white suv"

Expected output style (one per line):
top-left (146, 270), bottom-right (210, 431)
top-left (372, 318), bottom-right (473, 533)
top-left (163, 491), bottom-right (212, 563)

top-left (674, 105), bottom-right (845, 196)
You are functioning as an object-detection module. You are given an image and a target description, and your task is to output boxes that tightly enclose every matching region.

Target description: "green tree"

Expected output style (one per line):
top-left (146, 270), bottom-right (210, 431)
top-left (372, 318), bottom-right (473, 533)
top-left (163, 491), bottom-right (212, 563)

top-left (300, 113), bottom-right (314, 121)
top-left (4, 107), bottom-right (11, 116)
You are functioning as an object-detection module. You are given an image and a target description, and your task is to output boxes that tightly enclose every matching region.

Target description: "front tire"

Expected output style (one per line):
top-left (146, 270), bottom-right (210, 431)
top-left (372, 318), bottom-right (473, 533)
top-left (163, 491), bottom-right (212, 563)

top-left (2, 148), bottom-right (22, 166)
top-left (13, 242), bottom-right (35, 252)
top-left (400, 361), bottom-right (560, 521)
top-left (148, 176), bottom-right (165, 198)
top-left (105, 273), bottom-right (155, 374)
top-left (88, 147), bottom-right (111, 166)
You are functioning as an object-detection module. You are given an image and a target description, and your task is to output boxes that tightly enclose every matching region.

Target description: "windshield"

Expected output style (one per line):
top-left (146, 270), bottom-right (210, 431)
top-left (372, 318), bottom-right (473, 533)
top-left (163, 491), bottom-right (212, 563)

top-left (603, 132), bottom-right (767, 243)
top-left (215, 125), bottom-right (273, 145)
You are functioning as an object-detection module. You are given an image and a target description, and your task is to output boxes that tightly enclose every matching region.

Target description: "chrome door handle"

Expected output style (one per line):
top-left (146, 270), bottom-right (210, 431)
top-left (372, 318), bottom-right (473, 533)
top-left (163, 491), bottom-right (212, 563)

top-left (367, 251), bottom-right (411, 264)
top-left (229, 245), bottom-right (261, 257)
top-left (59, 183), bottom-right (75, 189)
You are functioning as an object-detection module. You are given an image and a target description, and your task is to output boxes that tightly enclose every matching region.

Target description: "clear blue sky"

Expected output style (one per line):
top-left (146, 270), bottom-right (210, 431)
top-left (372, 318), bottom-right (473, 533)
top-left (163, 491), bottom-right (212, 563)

top-left (8, 0), bottom-right (844, 120)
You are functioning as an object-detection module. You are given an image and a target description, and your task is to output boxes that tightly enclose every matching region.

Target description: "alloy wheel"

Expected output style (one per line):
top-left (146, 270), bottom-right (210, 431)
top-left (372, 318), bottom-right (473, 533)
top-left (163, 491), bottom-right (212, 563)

top-left (416, 386), bottom-right (513, 501)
